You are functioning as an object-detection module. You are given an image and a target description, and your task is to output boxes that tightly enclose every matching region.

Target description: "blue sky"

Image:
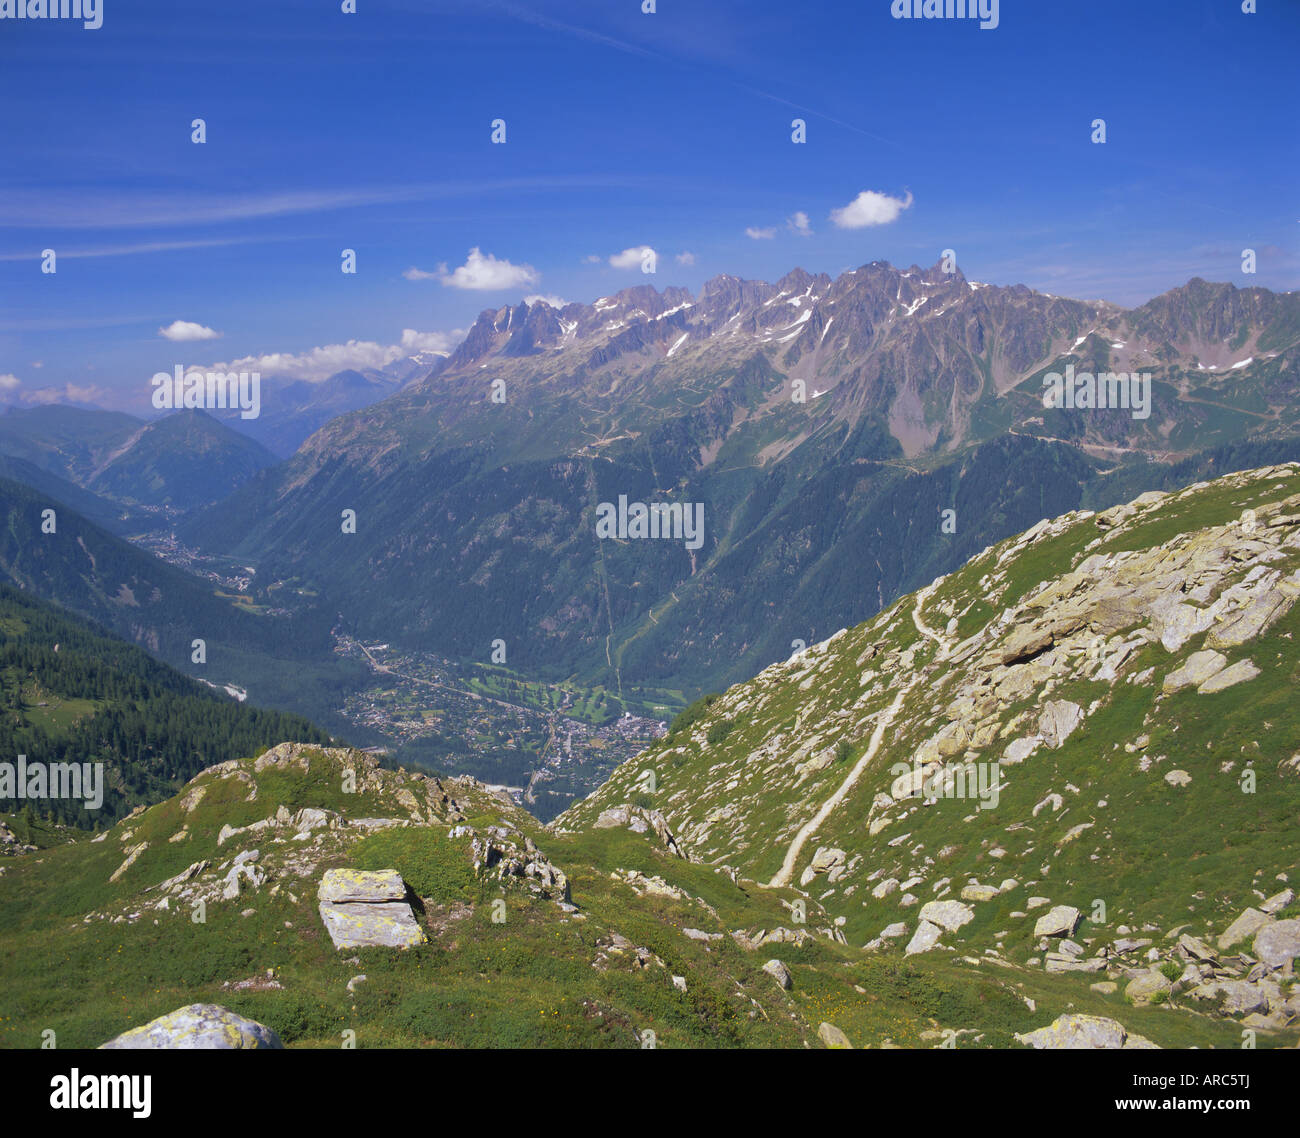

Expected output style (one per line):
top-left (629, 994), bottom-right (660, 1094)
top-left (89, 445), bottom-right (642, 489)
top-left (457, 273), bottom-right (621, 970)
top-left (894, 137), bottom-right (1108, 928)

top-left (1, 0), bottom-right (1296, 412)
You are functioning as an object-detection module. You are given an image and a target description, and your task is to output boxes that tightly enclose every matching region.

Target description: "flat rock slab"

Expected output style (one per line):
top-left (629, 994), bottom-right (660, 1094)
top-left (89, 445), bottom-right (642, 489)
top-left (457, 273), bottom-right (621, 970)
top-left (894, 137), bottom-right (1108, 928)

top-left (317, 868), bottom-right (425, 950)
top-left (318, 868), bottom-right (406, 904)
top-left (318, 901), bottom-right (426, 949)
top-left (100, 1003), bottom-right (282, 1049)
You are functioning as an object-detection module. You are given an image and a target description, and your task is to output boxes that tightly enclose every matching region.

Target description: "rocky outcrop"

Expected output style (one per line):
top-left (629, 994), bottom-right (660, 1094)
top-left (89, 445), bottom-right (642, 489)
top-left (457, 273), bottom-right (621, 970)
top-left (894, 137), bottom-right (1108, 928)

top-left (591, 804), bottom-right (688, 859)
top-left (469, 825), bottom-right (571, 902)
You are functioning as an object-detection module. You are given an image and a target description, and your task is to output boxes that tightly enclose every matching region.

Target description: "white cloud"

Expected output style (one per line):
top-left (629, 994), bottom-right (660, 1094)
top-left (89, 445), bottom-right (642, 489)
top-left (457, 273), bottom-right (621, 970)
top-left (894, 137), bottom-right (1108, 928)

top-left (402, 266), bottom-right (439, 281)
top-left (436, 247), bottom-right (538, 290)
top-left (400, 328), bottom-right (468, 354)
top-left (159, 319), bottom-right (221, 342)
top-left (213, 342), bottom-right (398, 381)
top-left (609, 246), bottom-right (658, 270)
top-left (524, 294), bottom-right (569, 309)
top-left (787, 211), bottom-right (813, 236)
top-left (209, 329), bottom-right (467, 382)
top-left (675, 251), bottom-right (696, 266)
top-left (0, 373), bottom-right (20, 391)
top-left (20, 382), bottom-right (111, 406)
top-left (830, 190), bottom-right (914, 229)
top-left (745, 226), bottom-right (777, 240)
top-left (582, 254), bottom-right (602, 264)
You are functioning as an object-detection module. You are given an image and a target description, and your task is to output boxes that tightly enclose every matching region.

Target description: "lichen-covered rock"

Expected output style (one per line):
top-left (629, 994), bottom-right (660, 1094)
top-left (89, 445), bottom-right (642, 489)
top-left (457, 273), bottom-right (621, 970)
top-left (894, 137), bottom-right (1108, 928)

top-left (818, 1021), bottom-right (852, 1049)
top-left (1016, 1014), bottom-right (1157, 1050)
top-left (1125, 970), bottom-right (1172, 1006)
top-left (317, 869), bottom-right (425, 950)
top-left (100, 1003), bottom-right (282, 1049)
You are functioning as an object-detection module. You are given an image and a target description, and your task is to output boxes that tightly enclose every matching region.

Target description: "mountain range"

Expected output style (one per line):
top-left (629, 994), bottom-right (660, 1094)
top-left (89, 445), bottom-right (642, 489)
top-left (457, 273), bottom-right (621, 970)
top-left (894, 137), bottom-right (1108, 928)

top-left (179, 264), bottom-right (1300, 704)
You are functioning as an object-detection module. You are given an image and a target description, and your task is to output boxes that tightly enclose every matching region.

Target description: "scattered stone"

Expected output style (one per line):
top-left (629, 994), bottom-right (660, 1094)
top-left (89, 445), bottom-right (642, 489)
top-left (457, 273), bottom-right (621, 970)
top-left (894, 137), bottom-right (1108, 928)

top-left (1198, 659), bottom-right (1260, 694)
top-left (1218, 908), bottom-right (1270, 950)
top-left (1162, 650), bottom-right (1226, 694)
top-left (917, 900), bottom-right (975, 932)
top-left (1034, 905), bottom-right (1082, 938)
top-left (818, 1021), bottom-right (852, 1049)
top-left (960, 884), bottom-right (1000, 902)
top-left (1261, 889), bottom-right (1295, 915)
top-left (763, 959), bottom-right (793, 990)
top-left (1254, 920), bottom-right (1300, 969)
top-left (1188, 981), bottom-right (1269, 1016)
top-left (1040, 701), bottom-right (1084, 749)
top-left (905, 921), bottom-right (945, 956)
top-left (1125, 970), bottom-right (1173, 1006)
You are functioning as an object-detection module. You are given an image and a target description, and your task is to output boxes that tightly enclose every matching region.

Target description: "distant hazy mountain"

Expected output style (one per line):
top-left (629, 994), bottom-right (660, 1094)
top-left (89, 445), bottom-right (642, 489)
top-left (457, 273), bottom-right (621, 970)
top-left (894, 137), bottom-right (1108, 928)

top-left (86, 409), bottom-right (278, 510)
top-left (0, 406), bottom-right (278, 513)
top-left (216, 364), bottom-right (444, 457)
top-left (0, 453), bottom-right (149, 535)
top-left (0, 405), bottom-right (143, 484)
top-left (181, 264), bottom-right (1300, 697)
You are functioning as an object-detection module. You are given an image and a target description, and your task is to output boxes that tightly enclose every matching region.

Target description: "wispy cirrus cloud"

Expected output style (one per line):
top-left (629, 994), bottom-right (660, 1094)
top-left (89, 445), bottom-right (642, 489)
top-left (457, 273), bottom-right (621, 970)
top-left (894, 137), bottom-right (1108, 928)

top-left (0, 236), bottom-right (303, 261)
top-left (480, 1), bottom-right (900, 147)
top-left (0, 176), bottom-right (639, 230)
